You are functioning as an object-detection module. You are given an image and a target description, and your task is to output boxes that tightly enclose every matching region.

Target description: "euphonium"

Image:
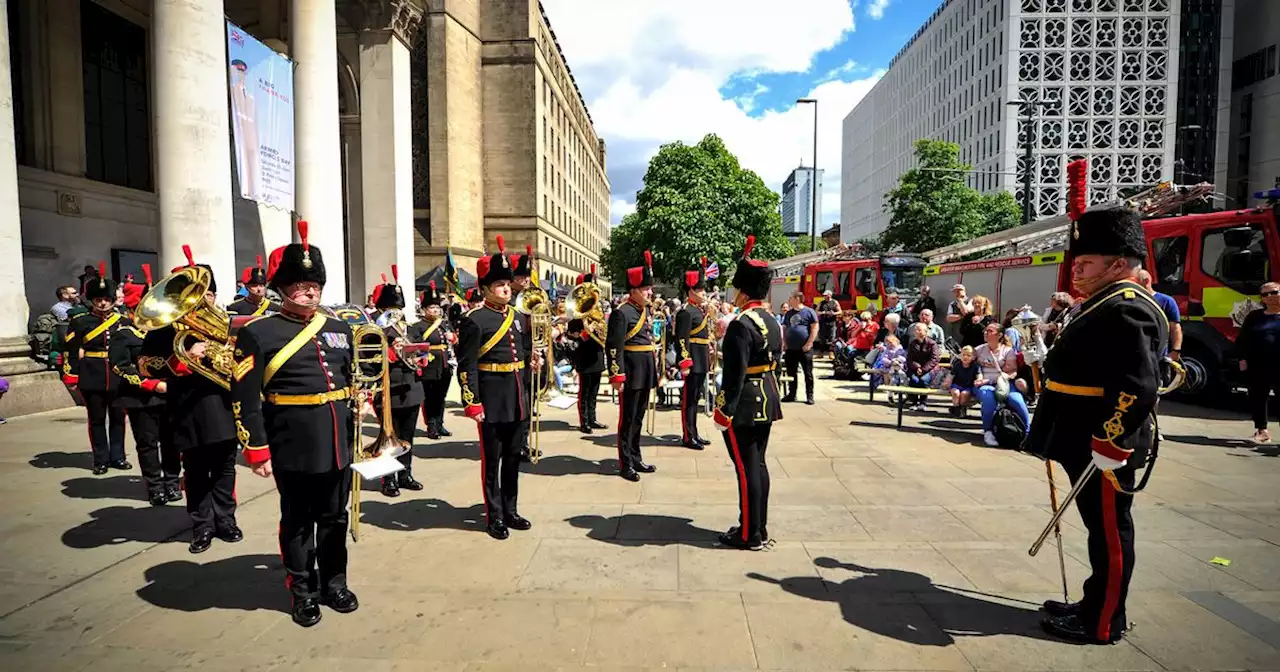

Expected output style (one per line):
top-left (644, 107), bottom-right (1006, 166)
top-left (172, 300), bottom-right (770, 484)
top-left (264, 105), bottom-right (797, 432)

top-left (516, 287), bottom-right (553, 464)
top-left (567, 281), bottom-right (606, 343)
top-left (134, 266), bottom-right (235, 389)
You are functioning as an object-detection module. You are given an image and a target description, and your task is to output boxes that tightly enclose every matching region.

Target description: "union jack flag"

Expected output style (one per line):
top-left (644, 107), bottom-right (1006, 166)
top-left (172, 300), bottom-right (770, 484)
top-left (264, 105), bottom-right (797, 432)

top-left (705, 261), bottom-right (720, 280)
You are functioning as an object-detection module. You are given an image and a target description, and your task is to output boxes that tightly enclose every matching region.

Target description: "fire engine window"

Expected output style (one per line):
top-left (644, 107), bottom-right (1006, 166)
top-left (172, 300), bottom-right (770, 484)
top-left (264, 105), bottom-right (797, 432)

top-left (1150, 236), bottom-right (1189, 294)
top-left (814, 271), bottom-right (835, 296)
top-left (855, 268), bottom-right (879, 299)
top-left (1201, 225), bottom-right (1270, 294)
top-left (834, 271), bottom-right (851, 300)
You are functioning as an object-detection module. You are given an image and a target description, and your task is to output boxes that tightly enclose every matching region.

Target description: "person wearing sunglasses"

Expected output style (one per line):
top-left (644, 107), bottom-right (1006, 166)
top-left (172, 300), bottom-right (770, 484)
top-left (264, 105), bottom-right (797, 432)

top-left (1238, 281), bottom-right (1280, 444)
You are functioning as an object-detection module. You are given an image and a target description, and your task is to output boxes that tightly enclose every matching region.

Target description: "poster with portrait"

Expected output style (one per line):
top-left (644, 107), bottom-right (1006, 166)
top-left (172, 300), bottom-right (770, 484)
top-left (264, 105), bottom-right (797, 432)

top-left (226, 21), bottom-right (295, 210)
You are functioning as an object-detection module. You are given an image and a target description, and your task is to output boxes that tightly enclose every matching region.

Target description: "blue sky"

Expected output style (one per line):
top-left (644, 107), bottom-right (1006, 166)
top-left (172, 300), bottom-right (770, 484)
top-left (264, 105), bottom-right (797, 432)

top-left (540, 0), bottom-right (944, 228)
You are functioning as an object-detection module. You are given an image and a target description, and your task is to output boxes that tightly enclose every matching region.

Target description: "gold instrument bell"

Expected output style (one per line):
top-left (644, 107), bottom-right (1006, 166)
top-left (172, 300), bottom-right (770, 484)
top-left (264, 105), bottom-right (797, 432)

top-left (567, 281), bottom-right (606, 342)
top-left (134, 265), bottom-right (236, 389)
top-left (516, 286), bottom-right (552, 464)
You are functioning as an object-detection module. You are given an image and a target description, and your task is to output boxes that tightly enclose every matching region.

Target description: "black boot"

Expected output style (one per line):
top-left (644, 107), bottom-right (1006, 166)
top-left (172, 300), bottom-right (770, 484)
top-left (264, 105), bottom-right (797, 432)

top-left (487, 519), bottom-right (509, 540)
top-left (109, 459), bottom-right (132, 470)
top-left (633, 461), bottom-right (656, 473)
top-left (437, 422), bottom-right (452, 437)
top-left (322, 588), bottom-right (359, 614)
top-left (717, 529), bottom-right (763, 551)
top-left (1041, 613), bottom-right (1123, 644)
top-left (398, 471), bottom-right (424, 491)
top-left (506, 514), bottom-right (532, 531)
top-left (291, 597), bottom-right (322, 627)
top-left (381, 477), bottom-right (400, 497)
top-left (165, 486), bottom-right (183, 502)
top-left (426, 421), bottom-right (440, 440)
top-left (189, 529), bottom-right (214, 554)
top-left (589, 421), bottom-right (607, 430)
top-left (1042, 599), bottom-right (1082, 617)
top-left (148, 491), bottom-right (168, 507)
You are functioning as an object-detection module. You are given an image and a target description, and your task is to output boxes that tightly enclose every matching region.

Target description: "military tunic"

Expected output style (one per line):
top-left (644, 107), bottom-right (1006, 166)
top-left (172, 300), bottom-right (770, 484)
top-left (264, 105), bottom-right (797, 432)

top-left (410, 317), bottom-right (453, 436)
top-left (1028, 278), bottom-right (1168, 642)
top-left (226, 297), bottom-right (282, 316)
top-left (567, 317), bottom-right (605, 429)
top-left (606, 300), bottom-right (659, 473)
top-left (109, 323), bottom-right (178, 497)
top-left (675, 302), bottom-right (713, 445)
top-left (713, 303), bottom-right (784, 546)
top-left (63, 311), bottom-right (127, 467)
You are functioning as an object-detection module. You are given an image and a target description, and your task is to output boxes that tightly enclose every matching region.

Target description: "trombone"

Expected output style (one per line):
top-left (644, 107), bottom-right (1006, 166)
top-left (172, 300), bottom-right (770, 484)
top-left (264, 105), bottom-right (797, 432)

top-left (516, 288), bottom-right (553, 464)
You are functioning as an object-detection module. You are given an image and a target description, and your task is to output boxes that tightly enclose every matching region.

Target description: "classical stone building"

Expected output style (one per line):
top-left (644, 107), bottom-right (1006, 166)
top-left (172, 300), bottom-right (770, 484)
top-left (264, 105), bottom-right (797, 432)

top-left (0, 0), bottom-right (610, 415)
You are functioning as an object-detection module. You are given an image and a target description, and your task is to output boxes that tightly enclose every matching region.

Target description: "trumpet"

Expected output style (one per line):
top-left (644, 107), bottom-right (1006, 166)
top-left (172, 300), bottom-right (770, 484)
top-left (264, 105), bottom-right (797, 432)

top-left (134, 266), bottom-right (235, 389)
top-left (516, 287), bottom-right (553, 464)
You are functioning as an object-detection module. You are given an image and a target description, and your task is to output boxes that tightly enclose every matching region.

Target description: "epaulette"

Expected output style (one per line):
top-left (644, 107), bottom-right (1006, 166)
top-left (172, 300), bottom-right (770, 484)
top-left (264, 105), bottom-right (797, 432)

top-left (463, 305), bottom-right (483, 317)
top-left (737, 309), bottom-right (768, 336)
top-left (123, 326), bottom-right (146, 338)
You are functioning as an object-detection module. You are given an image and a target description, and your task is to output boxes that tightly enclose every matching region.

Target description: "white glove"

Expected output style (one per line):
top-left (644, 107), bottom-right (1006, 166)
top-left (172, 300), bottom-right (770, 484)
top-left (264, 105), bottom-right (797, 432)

top-left (1091, 451), bottom-right (1127, 471)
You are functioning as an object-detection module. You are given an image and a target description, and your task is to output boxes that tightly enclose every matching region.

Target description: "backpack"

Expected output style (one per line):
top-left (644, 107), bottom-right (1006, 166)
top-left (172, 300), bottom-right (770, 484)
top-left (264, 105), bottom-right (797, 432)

top-left (992, 406), bottom-right (1027, 450)
top-left (30, 312), bottom-right (60, 359)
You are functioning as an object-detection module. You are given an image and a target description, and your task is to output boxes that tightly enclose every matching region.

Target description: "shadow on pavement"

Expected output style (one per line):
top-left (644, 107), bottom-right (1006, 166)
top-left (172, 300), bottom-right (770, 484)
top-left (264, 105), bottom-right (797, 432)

top-left (567, 513), bottom-right (722, 547)
top-left (29, 451), bottom-right (94, 470)
top-left (136, 553), bottom-right (290, 613)
top-left (1165, 434), bottom-right (1258, 450)
top-left (1158, 398), bottom-right (1250, 419)
top-left (60, 475), bottom-right (147, 501)
top-left (359, 498), bottom-right (485, 533)
top-left (61, 505), bottom-right (190, 549)
top-left (748, 556), bottom-right (1055, 647)
top-left (522, 454), bottom-right (619, 477)
top-left (847, 419), bottom-right (981, 447)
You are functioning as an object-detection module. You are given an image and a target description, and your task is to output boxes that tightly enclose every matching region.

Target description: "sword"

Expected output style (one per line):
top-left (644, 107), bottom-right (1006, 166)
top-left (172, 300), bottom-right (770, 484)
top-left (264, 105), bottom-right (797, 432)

top-left (1030, 462), bottom-right (1097, 557)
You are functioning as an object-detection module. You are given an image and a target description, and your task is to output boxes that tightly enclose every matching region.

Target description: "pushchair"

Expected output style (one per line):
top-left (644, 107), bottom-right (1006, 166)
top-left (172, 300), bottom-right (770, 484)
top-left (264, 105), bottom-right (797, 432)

top-left (831, 340), bottom-right (864, 380)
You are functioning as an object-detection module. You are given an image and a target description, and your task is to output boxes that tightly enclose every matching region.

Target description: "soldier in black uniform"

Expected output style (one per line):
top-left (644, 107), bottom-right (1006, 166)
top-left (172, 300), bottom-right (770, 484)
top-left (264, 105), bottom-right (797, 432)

top-left (112, 267), bottom-right (180, 505)
top-left (370, 267), bottom-right (424, 497)
top-left (231, 222), bottom-right (360, 628)
top-left (712, 235), bottom-right (784, 551)
top-left (412, 282), bottom-right (454, 440)
top-left (676, 258), bottom-right (714, 450)
top-left (568, 266), bottom-right (607, 434)
top-left (607, 250), bottom-right (659, 482)
top-left (1029, 208), bottom-right (1168, 644)
top-left (140, 245), bottom-right (242, 554)
top-left (63, 263), bottom-right (130, 474)
top-left (227, 255), bottom-right (282, 316)
top-left (456, 236), bottom-right (539, 540)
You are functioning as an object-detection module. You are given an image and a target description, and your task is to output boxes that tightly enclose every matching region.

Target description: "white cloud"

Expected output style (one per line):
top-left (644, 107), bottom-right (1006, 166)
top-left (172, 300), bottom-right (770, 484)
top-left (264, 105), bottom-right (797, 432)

top-left (867, 0), bottom-right (890, 20)
top-left (540, 0), bottom-right (867, 229)
top-left (821, 59), bottom-right (859, 82)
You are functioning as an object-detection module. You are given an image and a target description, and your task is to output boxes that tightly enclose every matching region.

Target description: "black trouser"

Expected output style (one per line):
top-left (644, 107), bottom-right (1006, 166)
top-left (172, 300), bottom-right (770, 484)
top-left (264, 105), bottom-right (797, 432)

top-left (479, 420), bottom-right (524, 523)
top-left (577, 371), bottom-right (601, 427)
top-left (127, 406), bottom-right (179, 496)
top-left (390, 405), bottom-right (418, 471)
top-left (681, 372), bottom-right (706, 442)
top-left (1247, 370), bottom-right (1279, 430)
top-left (274, 468), bottom-right (351, 600)
top-left (616, 385), bottom-right (650, 471)
top-left (83, 390), bottom-right (126, 466)
top-left (184, 440), bottom-right (238, 534)
top-left (421, 379), bottom-right (449, 431)
top-left (783, 349), bottom-right (815, 401)
top-left (1067, 460), bottom-right (1135, 641)
top-left (723, 422), bottom-right (772, 543)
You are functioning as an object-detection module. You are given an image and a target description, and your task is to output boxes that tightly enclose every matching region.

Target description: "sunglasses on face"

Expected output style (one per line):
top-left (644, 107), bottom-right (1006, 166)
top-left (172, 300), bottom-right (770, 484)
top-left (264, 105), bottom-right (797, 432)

top-left (1263, 290), bottom-right (1280, 297)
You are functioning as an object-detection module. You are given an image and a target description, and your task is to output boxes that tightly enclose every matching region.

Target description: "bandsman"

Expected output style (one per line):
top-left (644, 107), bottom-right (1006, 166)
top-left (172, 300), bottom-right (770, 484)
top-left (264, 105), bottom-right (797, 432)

top-left (370, 266), bottom-right (425, 497)
top-left (231, 221), bottom-right (360, 627)
top-left (1029, 208), bottom-right (1168, 644)
top-left (62, 262), bottom-right (129, 475)
top-left (413, 282), bottom-right (455, 440)
top-left (568, 265), bottom-right (607, 434)
top-left (606, 250), bottom-right (658, 482)
top-left (227, 256), bottom-right (282, 316)
top-left (675, 258), bottom-right (714, 450)
top-left (712, 235), bottom-right (783, 551)
top-left (455, 236), bottom-right (539, 539)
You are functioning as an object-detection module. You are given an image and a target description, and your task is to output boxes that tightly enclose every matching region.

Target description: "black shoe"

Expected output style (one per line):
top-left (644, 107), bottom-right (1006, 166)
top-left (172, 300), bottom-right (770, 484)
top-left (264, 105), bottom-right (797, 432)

top-left (717, 529), bottom-right (763, 551)
top-left (487, 521), bottom-right (510, 540)
top-left (109, 459), bottom-right (132, 470)
top-left (215, 525), bottom-right (244, 543)
top-left (381, 477), bottom-right (400, 498)
top-left (781, 395), bottom-right (796, 403)
top-left (189, 529), bottom-right (214, 554)
top-left (426, 427), bottom-right (440, 440)
top-left (438, 425), bottom-right (452, 437)
top-left (620, 468), bottom-right (640, 482)
top-left (1041, 614), bottom-right (1122, 644)
top-left (291, 597), bottom-right (322, 627)
top-left (805, 399), bottom-right (815, 406)
top-left (506, 514), bottom-right (532, 531)
top-left (322, 588), bottom-right (359, 613)
top-left (579, 424), bottom-right (593, 434)
top-left (165, 487), bottom-right (183, 502)
top-left (590, 421), bottom-right (608, 429)
top-left (519, 450), bottom-right (532, 464)
top-left (1043, 599), bottom-right (1082, 617)
top-left (148, 492), bottom-right (168, 507)
top-left (92, 464), bottom-right (109, 476)
top-left (695, 437), bottom-right (712, 446)
top-left (633, 461), bottom-right (656, 473)
top-left (398, 472), bottom-right (424, 491)
top-left (681, 440), bottom-right (705, 451)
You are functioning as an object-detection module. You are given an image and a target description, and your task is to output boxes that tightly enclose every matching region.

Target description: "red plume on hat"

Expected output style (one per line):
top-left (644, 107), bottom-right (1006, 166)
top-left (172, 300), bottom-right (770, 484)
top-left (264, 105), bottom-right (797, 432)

top-left (644, 249), bottom-right (653, 271)
top-left (256, 254), bottom-right (262, 270)
top-left (391, 264), bottom-right (400, 283)
top-left (297, 220), bottom-right (313, 268)
top-left (98, 261), bottom-right (107, 288)
top-left (496, 235), bottom-right (507, 254)
top-left (590, 263), bottom-right (596, 275)
top-left (742, 234), bottom-right (767, 268)
top-left (141, 264), bottom-right (153, 289)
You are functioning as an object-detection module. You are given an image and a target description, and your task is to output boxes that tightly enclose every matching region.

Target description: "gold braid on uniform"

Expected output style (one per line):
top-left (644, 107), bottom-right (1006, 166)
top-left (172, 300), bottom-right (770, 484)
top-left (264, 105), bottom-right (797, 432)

top-left (231, 401), bottom-right (251, 446)
top-left (459, 372), bottom-right (477, 406)
top-left (1099, 391), bottom-right (1138, 443)
top-left (609, 349), bottom-right (621, 377)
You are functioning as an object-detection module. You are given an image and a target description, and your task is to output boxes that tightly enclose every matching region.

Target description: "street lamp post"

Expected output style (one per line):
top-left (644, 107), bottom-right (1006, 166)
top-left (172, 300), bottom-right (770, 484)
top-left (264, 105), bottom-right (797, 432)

top-left (797, 98), bottom-right (818, 252)
top-left (1007, 99), bottom-right (1052, 226)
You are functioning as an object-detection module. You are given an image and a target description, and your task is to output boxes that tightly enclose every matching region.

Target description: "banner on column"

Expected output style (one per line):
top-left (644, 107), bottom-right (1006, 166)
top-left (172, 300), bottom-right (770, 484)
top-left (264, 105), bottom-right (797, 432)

top-left (226, 22), bottom-right (295, 210)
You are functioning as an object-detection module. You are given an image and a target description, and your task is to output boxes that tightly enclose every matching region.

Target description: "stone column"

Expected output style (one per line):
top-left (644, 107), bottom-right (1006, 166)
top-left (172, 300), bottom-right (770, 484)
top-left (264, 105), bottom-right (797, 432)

top-left (0, 0), bottom-right (35, 371)
top-left (342, 0), bottom-right (423, 314)
top-left (293, 0), bottom-right (347, 303)
top-left (153, 0), bottom-right (236, 297)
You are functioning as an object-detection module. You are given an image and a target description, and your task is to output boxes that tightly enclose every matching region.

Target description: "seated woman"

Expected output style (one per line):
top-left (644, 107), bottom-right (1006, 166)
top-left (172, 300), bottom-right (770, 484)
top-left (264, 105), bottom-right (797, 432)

top-left (905, 323), bottom-right (940, 411)
top-left (870, 334), bottom-right (907, 397)
top-left (973, 322), bottom-right (1031, 447)
top-left (851, 311), bottom-right (879, 357)
top-left (948, 345), bottom-right (980, 416)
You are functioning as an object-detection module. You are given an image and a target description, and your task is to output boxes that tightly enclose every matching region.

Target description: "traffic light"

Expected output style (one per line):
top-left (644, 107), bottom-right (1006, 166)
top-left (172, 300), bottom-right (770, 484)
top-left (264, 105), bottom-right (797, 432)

top-left (1066, 159), bottom-right (1088, 221)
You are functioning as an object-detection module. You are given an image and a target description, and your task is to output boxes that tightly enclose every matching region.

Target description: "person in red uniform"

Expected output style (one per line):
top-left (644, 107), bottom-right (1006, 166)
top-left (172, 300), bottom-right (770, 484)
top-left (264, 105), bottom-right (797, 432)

top-left (675, 258), bottom-right (714, 450)
top-left (606, 251), bottom-right (659, 482)
top-left (63, 262), bottom-right (129, 474)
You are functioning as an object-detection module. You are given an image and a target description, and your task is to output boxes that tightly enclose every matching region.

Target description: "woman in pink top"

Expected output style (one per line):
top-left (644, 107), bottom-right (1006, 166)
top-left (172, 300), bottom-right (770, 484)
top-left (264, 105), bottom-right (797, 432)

top-left (973, 322), bottom-right (1031, 447)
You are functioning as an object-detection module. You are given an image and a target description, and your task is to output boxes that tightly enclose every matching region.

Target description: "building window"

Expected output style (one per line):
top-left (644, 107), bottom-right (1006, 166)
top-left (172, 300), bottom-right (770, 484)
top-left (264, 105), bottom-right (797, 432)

top-left (81, 0), bottom-right (152, 191)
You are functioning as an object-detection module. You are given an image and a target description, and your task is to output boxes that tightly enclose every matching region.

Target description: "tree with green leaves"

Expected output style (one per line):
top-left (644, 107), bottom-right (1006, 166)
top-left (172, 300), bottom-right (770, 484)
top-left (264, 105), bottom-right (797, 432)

top-left (601, 135), bottom-right (792, 287)
top-left (788, 235), bottom-right (829, 256)
top-left (852, 236), bottom-right (886, 255)
top-left (881, 139), bottom-right (1022, 252)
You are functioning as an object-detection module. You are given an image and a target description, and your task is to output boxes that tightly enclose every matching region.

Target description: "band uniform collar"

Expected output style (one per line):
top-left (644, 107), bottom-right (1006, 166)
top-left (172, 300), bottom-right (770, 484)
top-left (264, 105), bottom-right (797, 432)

top-left (626, 298), bottom-right (645, 310)
top-left (279, 307), bottom-right (313, 323)
top-left (742, 301), bottom-right (764, 311)
top-left (484, 299), bottom-right (508, 314)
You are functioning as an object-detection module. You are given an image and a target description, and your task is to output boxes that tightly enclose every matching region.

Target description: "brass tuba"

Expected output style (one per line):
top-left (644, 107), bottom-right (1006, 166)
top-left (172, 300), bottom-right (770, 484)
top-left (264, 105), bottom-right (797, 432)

top-left (516, 287), bottom-right (553, 464)
top-left (567, 281), bottom-right (606, 344)
top-left (134, 266), bottom-right (235, 389)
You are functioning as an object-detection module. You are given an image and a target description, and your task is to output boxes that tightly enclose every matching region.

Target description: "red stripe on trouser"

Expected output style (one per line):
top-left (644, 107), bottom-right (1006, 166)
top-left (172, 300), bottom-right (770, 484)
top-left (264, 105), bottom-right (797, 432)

top-left (1098, 479), bottom-right (1123, 641)
top-left (725, 426), bottom-right (749, 542)
top-left (616, 388), bottom-right (625, 468)
top-left (477, 423), bottom-right (489, 520)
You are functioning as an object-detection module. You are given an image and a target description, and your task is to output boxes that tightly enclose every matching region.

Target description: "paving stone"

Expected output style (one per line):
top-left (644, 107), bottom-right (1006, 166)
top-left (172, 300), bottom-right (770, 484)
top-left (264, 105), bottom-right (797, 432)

top-left (517, 538), bottom-right (678, 592)
top-left (1124, 593), bottom-right (1280, 671)
top-left (585, 597), bottom-right (756, 668)
top-left (849, 505), bottom-right (984, 542)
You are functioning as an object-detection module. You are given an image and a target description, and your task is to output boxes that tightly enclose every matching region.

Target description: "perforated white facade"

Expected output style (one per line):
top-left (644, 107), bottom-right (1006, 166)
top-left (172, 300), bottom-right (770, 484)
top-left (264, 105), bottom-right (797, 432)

top-left (841, 0), bottom-right (1180, 244)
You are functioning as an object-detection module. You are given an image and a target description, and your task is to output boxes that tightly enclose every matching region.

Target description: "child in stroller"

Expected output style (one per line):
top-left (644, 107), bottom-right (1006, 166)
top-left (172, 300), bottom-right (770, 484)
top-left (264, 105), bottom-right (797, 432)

top-left (869, 335), bottom-right (908, 402)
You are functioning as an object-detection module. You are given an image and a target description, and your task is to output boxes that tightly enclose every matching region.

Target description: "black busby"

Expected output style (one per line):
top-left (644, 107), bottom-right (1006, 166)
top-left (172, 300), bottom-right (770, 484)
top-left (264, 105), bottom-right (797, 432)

top-left (420, 281), bottom-right (443, 308)
top-left (373, 265), bottom-right (406, 310)
top-left (682, 257), bottom-right (710, 296)
top-left (576, 263), bottom-right (597, 286)
top-left (266, 220), bottom-right (327, 290)
top-left (241, 255), bottom-right (267, 286)
top-left (625, 250), bottom-right (655, 290)
top-left (171, 245), bottom-right (219, 294)
top-left (1069, 208), bottom-right (1147, 260)
top-left (513, 244), bottom-right (534, 278)
top-left (732, 235), bottom-right (771, 301)
top-left (83, 261), bottom-right (115, 302)
top-left (477, 235), bottom-right (515, 287)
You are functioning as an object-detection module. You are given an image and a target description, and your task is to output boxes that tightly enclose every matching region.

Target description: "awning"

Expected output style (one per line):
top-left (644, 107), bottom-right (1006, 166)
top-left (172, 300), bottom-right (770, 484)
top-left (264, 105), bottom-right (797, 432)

top-left (415, 265), bottom-right (476, 291)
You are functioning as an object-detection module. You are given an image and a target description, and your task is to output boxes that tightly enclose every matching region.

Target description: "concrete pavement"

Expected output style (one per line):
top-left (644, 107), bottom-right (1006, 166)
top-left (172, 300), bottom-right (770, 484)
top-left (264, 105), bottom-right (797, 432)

top-left (1, 363), bottom-right (1278, 671)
